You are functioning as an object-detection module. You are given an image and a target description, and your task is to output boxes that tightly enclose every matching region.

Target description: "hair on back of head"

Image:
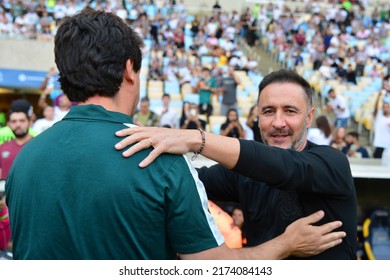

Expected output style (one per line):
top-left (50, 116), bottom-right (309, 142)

top-left (54, 8), bottom-right (143, 103)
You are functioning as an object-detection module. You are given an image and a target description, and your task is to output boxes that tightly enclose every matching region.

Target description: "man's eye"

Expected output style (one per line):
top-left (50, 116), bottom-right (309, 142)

top-left (286, 110), bottom-right (297, 114)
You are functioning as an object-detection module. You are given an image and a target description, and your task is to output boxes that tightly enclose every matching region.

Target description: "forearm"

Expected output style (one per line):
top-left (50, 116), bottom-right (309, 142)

top-left (193, 131), bottom-right (240, 169)
top-left (219, 128), bottom-right (230, 137)
top-left (39, 76), bottom-right (50, 91)
top-left (238, 126), bottom-right (246, 139)
top-left (180, 240), bottom-right (289, 260)
top-left (232, 234), bottom-right (290, 260)
top-left (38, 93), bottom-right (48, 109)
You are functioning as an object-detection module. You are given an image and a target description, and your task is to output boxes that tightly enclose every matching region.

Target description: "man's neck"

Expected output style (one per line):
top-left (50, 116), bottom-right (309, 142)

top-left (14, 134), bottom-right (32, 146)
top-left (80, 95), bottom-right (131, 116)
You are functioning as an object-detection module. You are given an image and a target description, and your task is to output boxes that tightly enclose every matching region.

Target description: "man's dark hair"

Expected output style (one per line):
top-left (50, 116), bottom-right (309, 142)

top-left (347, 131), bottom-right (359, 140)
top-left (8, 99), bottom-right (32, 120)
top-left (140, 97), bottom-right (149, 103)
top-left (54, 8), bottom-right (143, 102)
top-left (328, 88), bottom-right (335, 95)
top-left (258, 69), bottom-right (313, 107)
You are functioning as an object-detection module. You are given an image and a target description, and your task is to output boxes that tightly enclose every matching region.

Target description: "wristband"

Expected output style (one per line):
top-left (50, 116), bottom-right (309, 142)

top-left (191, 128), bottom-right (205, 160)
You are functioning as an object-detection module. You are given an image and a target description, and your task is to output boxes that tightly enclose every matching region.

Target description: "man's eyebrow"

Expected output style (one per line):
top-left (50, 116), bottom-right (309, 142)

top-left (260, 105), bottom-right (301, 111)
top-left (284, 105), bottom-right (300, 111)
top-left (260, 105), bottom-right (274, 112)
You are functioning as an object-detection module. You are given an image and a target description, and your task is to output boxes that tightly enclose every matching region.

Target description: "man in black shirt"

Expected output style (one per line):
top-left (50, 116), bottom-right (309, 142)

top-left (115, 70), bottom-right (357, 259)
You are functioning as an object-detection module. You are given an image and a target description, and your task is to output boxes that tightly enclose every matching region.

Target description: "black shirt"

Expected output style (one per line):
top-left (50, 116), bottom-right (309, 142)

top-left (198, 140), bottom-right (357, 259)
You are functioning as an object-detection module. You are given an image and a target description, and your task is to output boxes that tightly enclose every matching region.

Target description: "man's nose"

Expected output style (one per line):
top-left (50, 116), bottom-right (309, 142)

top-left (272, 112), bottom-right (286, 128)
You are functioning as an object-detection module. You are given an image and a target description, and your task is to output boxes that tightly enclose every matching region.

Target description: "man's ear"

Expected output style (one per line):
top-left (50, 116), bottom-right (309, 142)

top-left (307, 106), bottom-right (315, 128)
top-left (124, 59), bottom-right (135, 85)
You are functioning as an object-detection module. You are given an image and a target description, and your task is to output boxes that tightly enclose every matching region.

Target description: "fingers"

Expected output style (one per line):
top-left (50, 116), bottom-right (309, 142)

top-left (115, 128), bottom-right (146, 152)
top-left (318, 220), bottom-right (344, 235)
top-left (313, 231), bottom-right (346, 255)
top-left (300, 210), bottom-right (325, 225)
top-left (120, 137), bottom-right (153, 157)
top-left (139, 148), bottom-right (163, 168)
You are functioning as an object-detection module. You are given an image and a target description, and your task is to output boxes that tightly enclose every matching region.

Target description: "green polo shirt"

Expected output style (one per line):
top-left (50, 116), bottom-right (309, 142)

top-left (6, 105), bottom-right (223, 259)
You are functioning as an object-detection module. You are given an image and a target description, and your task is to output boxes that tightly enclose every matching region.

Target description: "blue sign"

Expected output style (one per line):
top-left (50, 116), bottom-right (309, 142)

top-left (0, 68), bottom-right (61, 90)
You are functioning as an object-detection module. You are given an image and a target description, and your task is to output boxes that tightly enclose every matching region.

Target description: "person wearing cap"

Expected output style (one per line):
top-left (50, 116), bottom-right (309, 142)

top-left (372, 87), bottom-right (390, 158)
top-left (0, 99), bottom-right (37, 145)
top-left (0, 101), bottom-right (34, 180)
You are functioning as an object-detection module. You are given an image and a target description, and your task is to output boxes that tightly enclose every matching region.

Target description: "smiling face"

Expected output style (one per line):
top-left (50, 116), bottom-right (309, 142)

top-left (258, 82), bottom-right (314, 151)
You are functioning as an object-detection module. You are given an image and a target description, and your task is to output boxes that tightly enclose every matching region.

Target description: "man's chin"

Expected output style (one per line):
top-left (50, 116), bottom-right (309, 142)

top-left (267, 139), bottom-right (292, 149)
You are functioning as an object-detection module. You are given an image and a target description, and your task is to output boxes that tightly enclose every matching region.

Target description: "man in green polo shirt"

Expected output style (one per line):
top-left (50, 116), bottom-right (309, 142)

top-left (6, 9), bottom-right (345, 260)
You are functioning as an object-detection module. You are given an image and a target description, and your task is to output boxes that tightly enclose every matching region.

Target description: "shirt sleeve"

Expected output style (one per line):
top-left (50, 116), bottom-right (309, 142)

top-left (164, 155), bottom-right (224, 254)
top-left (232, 139), bottom-right (355, 197)
top-left (197, 165), bottom-right (241, 203)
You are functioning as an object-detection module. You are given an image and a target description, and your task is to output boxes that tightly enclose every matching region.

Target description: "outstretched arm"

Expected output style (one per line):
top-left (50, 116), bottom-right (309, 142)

top-left (115, 127), bottom-right (240, 168)
top-left (180, 210), bottom-right (345, 259)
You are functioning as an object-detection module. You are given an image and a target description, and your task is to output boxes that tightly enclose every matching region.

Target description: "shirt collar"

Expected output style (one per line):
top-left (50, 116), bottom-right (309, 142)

top-left (62, 104), bottom-right (134, 125)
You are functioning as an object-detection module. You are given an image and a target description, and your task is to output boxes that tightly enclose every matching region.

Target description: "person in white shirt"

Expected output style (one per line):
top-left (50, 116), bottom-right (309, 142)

top-left (326, 89), bottom-right (350, 128)
top-left (53, 0), bottom-right (68, 24)
top-left (307, 115), bottom-right (333, 145)
top-left (372, 90), bottom-right (390, 158)
top-left (32, 105), bottom-right (56, 134)
top-left (159, 94), bottom-right (179, 128)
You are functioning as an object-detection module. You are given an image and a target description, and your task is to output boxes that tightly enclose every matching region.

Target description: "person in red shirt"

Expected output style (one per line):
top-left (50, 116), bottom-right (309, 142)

top-left (0, 100), bottom-right (33, 180)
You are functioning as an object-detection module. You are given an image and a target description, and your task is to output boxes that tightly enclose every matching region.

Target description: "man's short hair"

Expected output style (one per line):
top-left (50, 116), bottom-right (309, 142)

top-left (347, 131), bottom-right (359, 140)
top-left (328, 88), bottom-right (335, 95)
top-left (258, 69), bottom-right (313, 107)
top-left (54, 8), bottom-right (143, 103)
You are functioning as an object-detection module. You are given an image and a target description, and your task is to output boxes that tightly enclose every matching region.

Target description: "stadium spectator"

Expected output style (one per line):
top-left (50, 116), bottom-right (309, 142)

top-left (32, 105), bottom-right (56, 134)
top-left (220, 108), bottom-right (246, 139)
top-left (246, 104), bottom-right (262, 142)
top-left (326, 89), bottom-right (351, 128)
top-left (220, 66), bottom-right (240, 116)
top-left (159, 93), bottom-right (179, 128)
top-left (330, 126), bottom-right (347, 151)
top-left (0, 100), bottom-right (33, 180)
top-left (180, 102), bottom-right (206, 130)
top-left (198, 67), bottom-right (218, 118)
top-left (372, 90), bottom-right (390, 158)
top-left (0, 100), bottom-right (36, 145)
top-left (342, 131), bottom-right (370, 158)
top-left (307, 115), bottom-right (333, 146)
top-left (133, 97), bottom-right (160, 127)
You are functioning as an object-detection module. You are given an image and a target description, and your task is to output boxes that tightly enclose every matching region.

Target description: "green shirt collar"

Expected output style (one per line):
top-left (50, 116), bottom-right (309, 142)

top-left (63, 104), bottom-right (134, 125)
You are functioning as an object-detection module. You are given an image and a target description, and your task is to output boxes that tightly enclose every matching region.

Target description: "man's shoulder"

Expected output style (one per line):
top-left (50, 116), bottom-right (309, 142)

top-left (307, 141), bottom-right (349, 159)
top-left (152, 153), bottom-right (193, 175)
top-left (0, 139), bottom-right (16, 149)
